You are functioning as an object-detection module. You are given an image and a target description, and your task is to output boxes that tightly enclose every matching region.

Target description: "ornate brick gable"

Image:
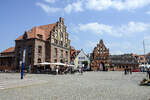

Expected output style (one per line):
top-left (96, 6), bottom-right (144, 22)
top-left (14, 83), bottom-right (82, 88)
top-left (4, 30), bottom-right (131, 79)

top-left (91, 40), bottom-right (109, 71)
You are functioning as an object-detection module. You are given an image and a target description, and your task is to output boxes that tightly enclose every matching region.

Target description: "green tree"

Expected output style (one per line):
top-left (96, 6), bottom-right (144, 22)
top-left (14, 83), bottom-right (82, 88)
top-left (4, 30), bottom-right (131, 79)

top-left (82, 61), bottom-right (88, 67)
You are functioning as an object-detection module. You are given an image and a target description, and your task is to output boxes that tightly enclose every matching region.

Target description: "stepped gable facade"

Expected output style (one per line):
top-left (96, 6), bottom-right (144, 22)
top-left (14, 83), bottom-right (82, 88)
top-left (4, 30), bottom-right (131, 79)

top-left (14, 17), bottom-right (70, 71)
top-left (91, 40), bottom-right (109, 71)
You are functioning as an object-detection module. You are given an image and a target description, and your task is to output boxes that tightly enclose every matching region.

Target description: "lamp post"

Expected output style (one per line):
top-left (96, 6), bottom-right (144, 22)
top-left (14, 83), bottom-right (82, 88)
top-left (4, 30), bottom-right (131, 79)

top-left (21, 47), bottom-right (26, 79)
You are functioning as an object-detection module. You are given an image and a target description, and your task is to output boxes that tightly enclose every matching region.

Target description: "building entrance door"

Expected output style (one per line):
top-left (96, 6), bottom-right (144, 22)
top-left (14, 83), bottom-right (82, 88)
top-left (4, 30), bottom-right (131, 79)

top-left (101, 62), bottom-right (106, 71)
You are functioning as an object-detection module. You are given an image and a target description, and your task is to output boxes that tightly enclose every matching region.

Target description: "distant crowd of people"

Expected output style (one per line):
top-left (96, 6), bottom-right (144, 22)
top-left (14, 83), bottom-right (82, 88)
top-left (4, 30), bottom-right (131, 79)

top-left (54, 65), bottom-right (85, 75)
top-left (124, 67), bottom-right (150, 80)
top-left (54, 65), bottom-right (76, 75)
top-left (124, 68), bottom-right (132, 75)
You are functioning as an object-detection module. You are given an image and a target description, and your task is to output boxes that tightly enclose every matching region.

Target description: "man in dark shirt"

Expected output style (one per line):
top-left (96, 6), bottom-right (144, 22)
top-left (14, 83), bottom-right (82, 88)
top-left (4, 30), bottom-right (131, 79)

top-left (147, 68), bottom-right (150, 80)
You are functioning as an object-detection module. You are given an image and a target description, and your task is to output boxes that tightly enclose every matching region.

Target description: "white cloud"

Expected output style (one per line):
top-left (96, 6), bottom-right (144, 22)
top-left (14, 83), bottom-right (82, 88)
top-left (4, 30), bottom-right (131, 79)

top-left (64, 1), bottom-right (83, 13)
top-left (36, 2), bottom-right (60, 13)
top-left (36, 0), bottom-right (150, 14)
top-left (85, 0), bottom-right (150, 11)
top-left (45, 0), bottom-right (56, 3)
top-left (86, 0), bottom-right (112, 11)
top-left (79, 22), bottom-right (112, 35)
top-left (77, 21), bottom-right (150, 37)
top-left (113, 21), bottom-right (150, 37)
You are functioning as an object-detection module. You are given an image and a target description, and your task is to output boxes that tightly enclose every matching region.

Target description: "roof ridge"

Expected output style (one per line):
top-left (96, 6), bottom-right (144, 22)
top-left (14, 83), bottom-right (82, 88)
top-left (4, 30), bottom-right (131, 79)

top-left (1, 47), bottom-right (15, 53)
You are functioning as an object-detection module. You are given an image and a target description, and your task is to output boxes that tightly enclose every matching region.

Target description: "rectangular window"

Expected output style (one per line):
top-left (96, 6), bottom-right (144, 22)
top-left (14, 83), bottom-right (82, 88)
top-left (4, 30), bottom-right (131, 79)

top-left (54, 48), bottom-right (57, 58)
top-left (54, 39), bottom-right (58, 44)
top-left (18, 47), bottom-right (21, 55)
top-left (65, 43), bottom-right (68, 47)
top-left (28, 46), bottom-right (32, 55)
top-left (60, 50), bottom-right (63, 58)
top-left (66, 51), bottom-right (68, 58)
top-left (38, 46), bottom-right (42, 54)
top-left (60, 41), bottom-right (63, 46)
top-left (79, 57), bottom-right (85, 59)
top-left (82, 57), bottom-right (85, 59)
top-left (37, 34), bottom-right (43, 40)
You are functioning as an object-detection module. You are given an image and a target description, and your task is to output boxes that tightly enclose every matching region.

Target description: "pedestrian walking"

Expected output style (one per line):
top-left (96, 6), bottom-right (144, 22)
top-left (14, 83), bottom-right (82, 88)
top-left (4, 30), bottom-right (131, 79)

top-left (78, 66), bottom-right (83, 75)
top-left (28, 64), bottom-right (31, 73)
top-left (78, 66), bottom-right (81, 73)
top-left (56, 67), bottom-right (59, 75)
top-left (124, 68), bottom-right (127, 75)
top-left (81, 67), bottom-right (83, 75)
top-left (129, 68), bottom-right (132, 75)
top-left (55, 66), bottom-right (59, 75)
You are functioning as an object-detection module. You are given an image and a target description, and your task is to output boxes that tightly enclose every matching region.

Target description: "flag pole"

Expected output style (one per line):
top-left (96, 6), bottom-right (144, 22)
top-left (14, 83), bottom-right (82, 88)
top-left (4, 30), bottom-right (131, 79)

top-left (143, 40), bottom-right (146, 66)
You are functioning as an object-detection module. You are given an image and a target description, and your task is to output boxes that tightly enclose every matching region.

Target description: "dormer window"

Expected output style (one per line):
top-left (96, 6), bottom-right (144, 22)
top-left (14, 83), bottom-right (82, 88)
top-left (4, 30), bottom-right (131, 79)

top-left (37, 34), bottom-right (43, 40)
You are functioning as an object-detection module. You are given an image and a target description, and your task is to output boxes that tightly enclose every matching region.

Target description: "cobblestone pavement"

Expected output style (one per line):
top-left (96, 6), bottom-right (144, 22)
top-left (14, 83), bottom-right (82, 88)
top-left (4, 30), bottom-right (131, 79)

top-left (0, 72), bottom-right (150, 100)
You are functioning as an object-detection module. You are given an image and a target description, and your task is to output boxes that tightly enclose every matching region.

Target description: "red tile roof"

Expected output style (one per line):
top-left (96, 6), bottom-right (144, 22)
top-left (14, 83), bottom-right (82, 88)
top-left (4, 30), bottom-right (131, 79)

top-left (1, 47), bottom-right (15, 53)
top-left (70, 47), bottom-right (80, 61)
top-left (16, 23), bottom-right (56, 41)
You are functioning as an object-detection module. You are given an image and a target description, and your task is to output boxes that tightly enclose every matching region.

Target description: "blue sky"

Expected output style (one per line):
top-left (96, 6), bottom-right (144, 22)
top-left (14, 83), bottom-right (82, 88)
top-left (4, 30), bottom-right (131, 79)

top-left (1, 0), bottom-right (150, 55)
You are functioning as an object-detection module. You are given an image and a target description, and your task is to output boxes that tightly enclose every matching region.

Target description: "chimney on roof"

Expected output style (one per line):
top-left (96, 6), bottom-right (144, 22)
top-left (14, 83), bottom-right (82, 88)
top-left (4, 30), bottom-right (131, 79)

top-left (59, 17), bottom-right (64, 24)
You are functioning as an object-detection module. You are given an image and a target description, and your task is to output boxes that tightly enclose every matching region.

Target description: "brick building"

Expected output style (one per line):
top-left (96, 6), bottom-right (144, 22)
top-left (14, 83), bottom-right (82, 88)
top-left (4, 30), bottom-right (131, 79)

top-left (91, 40), bottom-right (109, 71)
top-left (0, 17), bottom-right (71, 72)
top-left (70, 46), bottom-right (80, 65)
top-left (0, 47), bottom-right (15, 71)
top-left (109, 54), bottom-right (139, 71)
top-left (132, 54), bottom-right (149, 65)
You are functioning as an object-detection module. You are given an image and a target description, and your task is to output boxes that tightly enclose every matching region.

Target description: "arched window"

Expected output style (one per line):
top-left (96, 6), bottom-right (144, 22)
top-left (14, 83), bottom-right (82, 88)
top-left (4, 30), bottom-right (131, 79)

top-left (38, 58), bottom-right (41, 63)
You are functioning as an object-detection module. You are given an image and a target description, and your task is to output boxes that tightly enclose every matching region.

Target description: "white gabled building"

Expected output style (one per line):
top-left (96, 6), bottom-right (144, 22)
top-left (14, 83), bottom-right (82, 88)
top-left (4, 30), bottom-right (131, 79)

top-left (74, 49), bottom-right (90, 70)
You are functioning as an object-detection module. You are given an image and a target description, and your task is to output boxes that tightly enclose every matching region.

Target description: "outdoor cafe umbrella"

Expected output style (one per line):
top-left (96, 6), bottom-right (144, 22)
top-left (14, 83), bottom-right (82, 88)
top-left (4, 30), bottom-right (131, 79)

top-left (39, 62), bottom-right (51, 65)
top-left (50, 62), bottom-right (66, 66)
top-left (39, 62), bottom-right (75, 67)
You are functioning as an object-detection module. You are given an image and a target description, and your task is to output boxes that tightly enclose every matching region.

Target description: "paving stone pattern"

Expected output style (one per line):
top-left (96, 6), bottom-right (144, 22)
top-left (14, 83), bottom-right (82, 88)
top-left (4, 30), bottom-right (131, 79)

top-left (0, 72), bottom-right (150, 100)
